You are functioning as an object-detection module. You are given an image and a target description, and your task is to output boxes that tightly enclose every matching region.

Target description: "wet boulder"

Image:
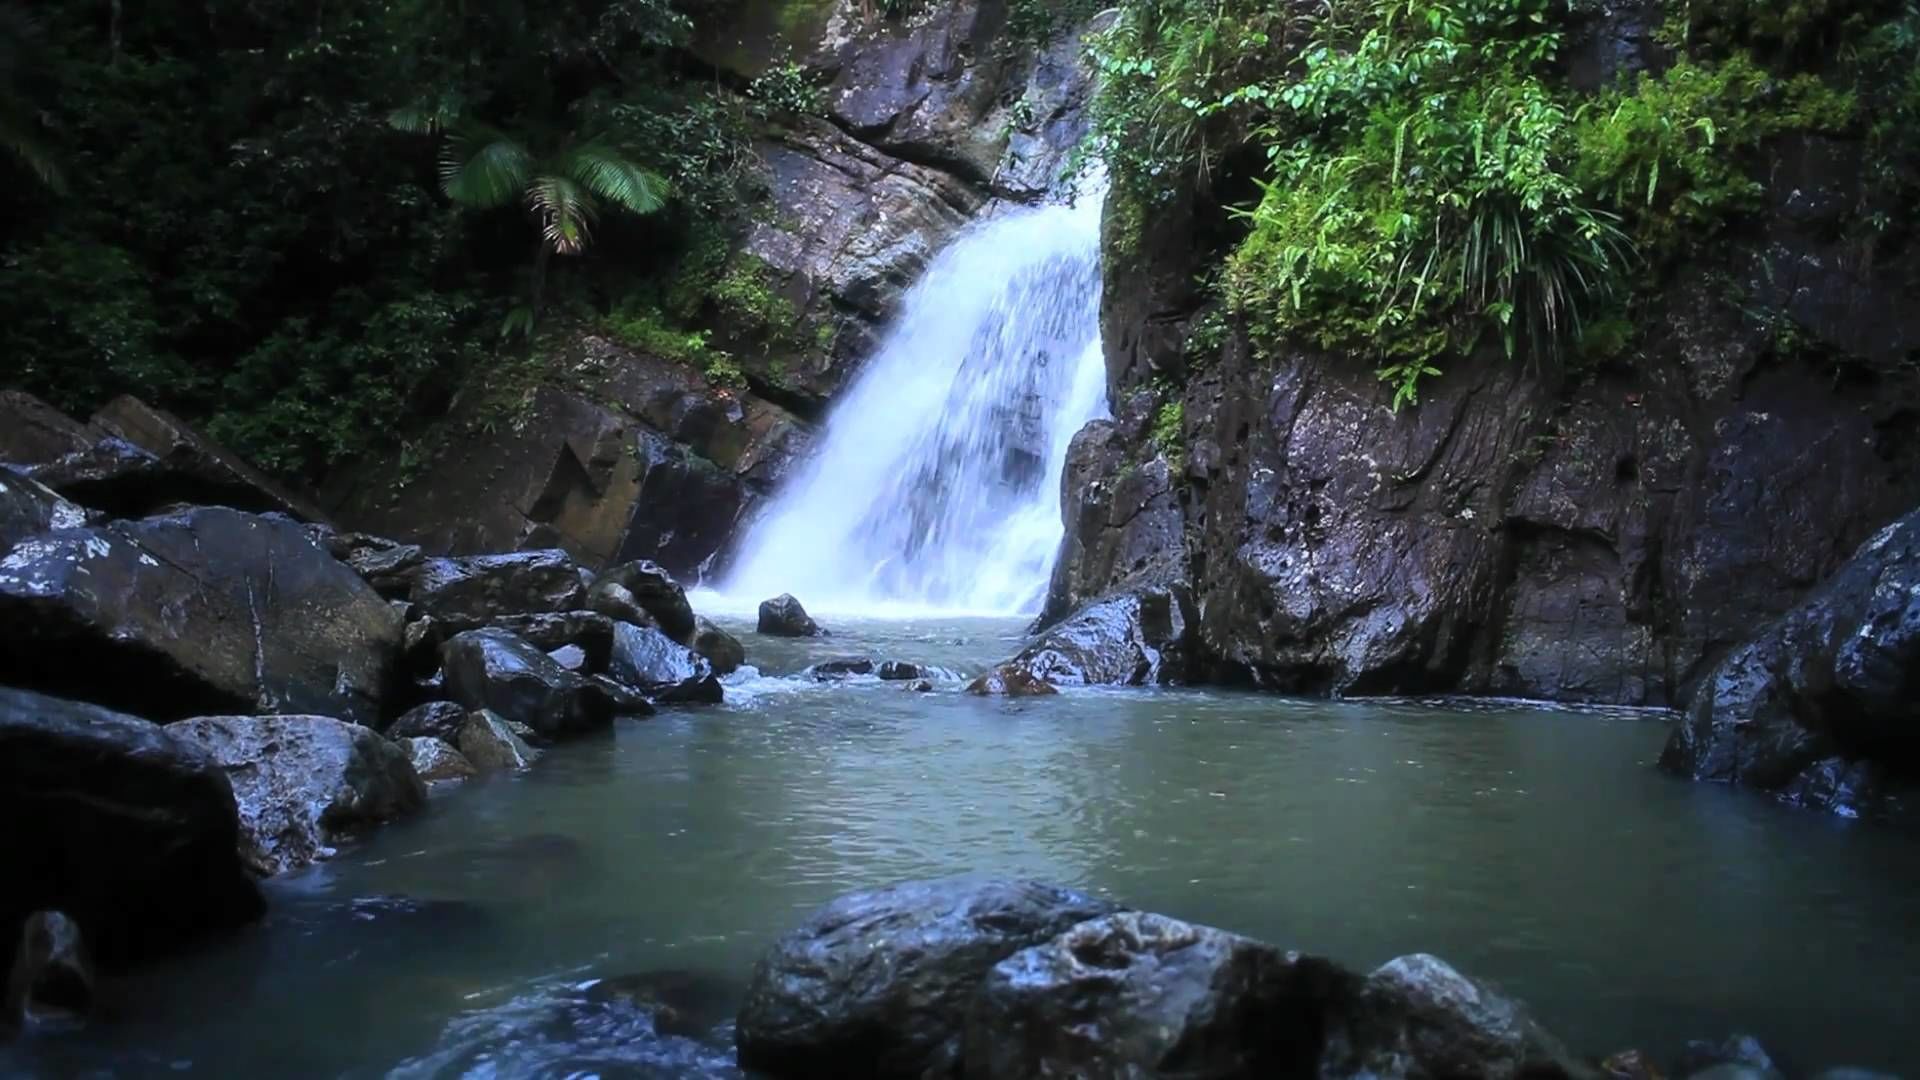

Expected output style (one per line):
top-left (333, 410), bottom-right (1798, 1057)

top-left (87, 395), bottom-right (329, 522)
top-left (0, 688), bottom-right (263, 968)
top-left (457, 709), bottom-right (541, 772)
top-left (1660, 507), bottom-right (1920, 820)
top-left (809, 656), bottom-right (875, 679)
top-left (691, 616), bottom-right (746, 676)
top-left (170, 715), bottom-right (427, 876)
top-left (0, 506), bottom-right (402, 726)
top-left (757, 593), bottom-right (825, 637)
top-left (1002, 586), bottom-right (1195, 690)
top-left (595, 560), bottom-right (696, 643)
top-left (609, 622), bottom-right (723, 705)
top-left (589, 674), bottom-right (659, 716)
top-left (0, 390), bottom-right (98, 468)
top-left (1326, 953), bottom-right (1584, 1080)
top-left (586, 578), bottom-right (654, 629)
top-left (965, 668), bottom-right (1059, 697)
top-left (878, 661), bottom-right (925, 681)
top-left (441, 628), bottom-right (615, 738)
top-left (0, 471), bottom-right (88, 553)
top-left (4, 912), bottom-right (93, 1027)
top-left (735, 877), bottom-right (1120, 1077)
top-left (965, 911), bottom-right (1353, 1079)
top-left (405, 736), bottom-right (478, 784)
top-left (320, 531), bottom-right (426, 591)
top-left (402, 550), bottom-right (589, 623)
top-left (487, 611), bottom-right (617, 672)
top-left (388, 701), bottom-right (468, 744)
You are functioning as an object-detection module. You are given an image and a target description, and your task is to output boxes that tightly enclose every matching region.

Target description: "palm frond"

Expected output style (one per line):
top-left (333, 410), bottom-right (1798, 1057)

top-left (440, 124), bottom-right (533, 209)
top-left (528, 174), bottom-right (597, 254)
top-left (562, 141), bottom-right (668, 216)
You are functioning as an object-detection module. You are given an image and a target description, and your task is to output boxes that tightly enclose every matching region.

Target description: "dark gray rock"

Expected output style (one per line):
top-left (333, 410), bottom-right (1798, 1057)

top-left (324, 532), bottom-right (426, 590)
top-left (586, 968), bottom-right (740, 1039)
top-left (0, 390), bottom-right (99, 468)
top-left (964, 669), bottom-right (1059, 697)
top-left (609, 622), bottom-right (723, 705)
top-left (589, 674), bottom-right (659, 717)
top-left (1676, 1033), bottom-right (1781, 1077)
top-left (810, 657), bottom-right (875, 680)
top-left (965, 910), bottom-right (1352, 1079)
top-left (1001, 586), bottom-right (1195, 690)
top-left (596, 560), bottom-right (696, 643)
top-left (0, 471), bottom-right (88, 554)
top-left (86, 395), bottom-right (330, 522)
top-left (0, 506), bottom-right (402, 726)
top-left (877, 661), bottom-right (925, 681)
top-left (586, 578), bottom-right (656, 629)
top-left (170, 715), bottom-right (427, 876)
top-left (0, 688), bottom-right (263, 968)
top-left (441, 628), bottom-right (615, 738)
top-left (486, 611), bottom-right (616, 672)
top-left (692, 616), bottom-right (746, 676)
top-left (5, 912), bottom-right (93, 1027)
top-left (1660, 507), bottom-right (1920, 820)
top-left (388, 701), bottom-right (469, 744)
top-left (758, 593), bottom-right (825, 637)
top-left (735, 877), bottom-right (1119, 1078)
top-left (403, 550), bottom-right (589, 623)
top-left (405, 736), bottom-right (478, 784)
top-left (1326, 952), bottom-right (1585, 1080)
top-left (904, 679), bottom-right (935, 693)
top-left (456, 710), bottom-right (540, 772)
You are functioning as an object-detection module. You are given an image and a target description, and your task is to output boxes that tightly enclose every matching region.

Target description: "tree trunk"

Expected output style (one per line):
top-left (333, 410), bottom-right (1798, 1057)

top-left (529, 238), bottom-right (554, 324)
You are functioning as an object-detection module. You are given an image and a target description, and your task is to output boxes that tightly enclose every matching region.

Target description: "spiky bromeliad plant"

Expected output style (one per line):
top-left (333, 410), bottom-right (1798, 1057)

top-left (390, 102), bottom-right (668, 334)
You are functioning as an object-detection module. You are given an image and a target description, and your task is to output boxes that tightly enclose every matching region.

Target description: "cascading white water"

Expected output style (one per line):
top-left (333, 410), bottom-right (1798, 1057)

top-left (721, 189), bottom-right (1109, 616)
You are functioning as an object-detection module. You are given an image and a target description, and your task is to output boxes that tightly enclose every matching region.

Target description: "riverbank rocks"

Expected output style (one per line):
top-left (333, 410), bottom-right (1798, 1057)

top-left (0, 688), bottom-right (263, 969)
top-left (596, 560), bottom-right (696, 643)
top-left (457, 709), bottom-right (540, 772)
top-left (1329, 952), bottom-right (1585, 1080)
top-left (735, 877), bottom-right (1120, 1077)
top-left (485, 611), bottom-right (617, 671)
top-left (405, 737), bottom-right (478, 784)
top-left (0, 506), bottom-right (402, 726)
top-left (441, 628), bottom-right (615, 738)
top-left (757, 594), bottom-right (825, 637)
top-left (1002, 586), bottom-right (1196, 690)
top-left (388, 701), bottom-right (468, 743)
top-left (609, 622), bottom-right (723, 705)
top-left (0, 471), bottom-right (87, 552)
top-left (170, 715), bottom-right (427, 876)
top-left (966, 911), bottom-right (1350, 1079)
top-left (692, 616), bottom-right (745, 676)
top-left (4, 912), bottom-right (93, 1028)
top-left (1660, 506), bottom-right (1920, 820)
top-left (403, 551), bottom-right (589, 624)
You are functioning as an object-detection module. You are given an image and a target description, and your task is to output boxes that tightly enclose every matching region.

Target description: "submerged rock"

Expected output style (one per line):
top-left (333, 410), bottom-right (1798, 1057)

top-left (0, 506), bottom-right (402, 726)
top-left (964, 669), bottom-right (1059, 697)
top-left (904, 679), bottom-right (935, 693)
top-left (691, 616), bottom-right (746, 676)
top-left (609, 622), bottom-right (723, 705)
top-left (1660, 507), bottom-right (1920, 819)
top-left (966, 911), bottom-right (1351, 1079)
top-left (4, 912), bottom-right (93, 1027)
top-left (406, 736), bottom-right (478, 784)
top-left (877, 661), bottom-right (925, 681)
top-left (441, 628), bottom-right (615, 738)
top-left (0, 687), bottom-right (263, 967)
top-left (403, 550), bottom-right (589, 623)
top-left (170, 714), bottom-right (427, 876)
top-left (809, 656), bottom-right (875, 679)
top-left (388, 701), bottom-right (468, 744)
top-left (735, 877), bottom-right (1119, 1077)
top-left (457, 709), bottom-right (541, 772)
top-left (757, 593), bottom-right (825, 637)
top-left (596, 560), bottom-right (697, 644)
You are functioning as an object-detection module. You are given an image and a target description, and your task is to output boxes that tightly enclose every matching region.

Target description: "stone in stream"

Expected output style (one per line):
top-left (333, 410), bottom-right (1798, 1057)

top-left (0, 688), bottom-right (264, 968)
top-left (400, 550), bottom-right (589, 623)
top-left (964, 668), bottom-right (1058, 697)
top-left (170, 715), bottom-right (427, 876)
top-left (734, 877), bottom-right (1120, 1077)
top-left (457, 709), bottom-right (541, 772)
top-left (904, 679), bottom-right (935, 693)
top-left (691, 616), bottom-right (745, 676)
top-left (1676, 1034), bottom-right (1781, 1078)
top-left (757, 593), bottom-right (826, 637)
top-left (877, 660), bottom-right (925, 681)
top-left (441, 628), bottom-right (616, 737)
top-left (387, 700), bottom-right (468, 743)
top-left (4, 911), bottom-right (93, 1027)
top-left (0, 506), bottom-right (403, 726)
top-left (405, 736), bottom-right (478, 784)
top-left (810, 656), bottom-right (875, 679)
top-left (608, 622), bottom-right (723, 705)
top-left (998, 585), bottom-right (1196, 690)
top-left (964, 911), bottom-right (1354, 1079)
top-left (594, 559), bottom-right (697, 643)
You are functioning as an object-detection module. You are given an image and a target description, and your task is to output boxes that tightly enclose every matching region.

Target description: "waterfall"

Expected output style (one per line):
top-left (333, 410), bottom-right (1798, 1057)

top-left (720, 189), bottom-right (1109, 617)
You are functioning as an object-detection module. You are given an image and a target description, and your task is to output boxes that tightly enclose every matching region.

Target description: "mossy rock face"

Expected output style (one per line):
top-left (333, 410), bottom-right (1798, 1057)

top-left (689, 0), bottom-right (843, 80)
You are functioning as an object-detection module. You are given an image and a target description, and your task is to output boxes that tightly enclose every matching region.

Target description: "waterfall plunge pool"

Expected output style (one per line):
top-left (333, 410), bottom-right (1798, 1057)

top-left (11, 614), bottom-right (1920, 1077)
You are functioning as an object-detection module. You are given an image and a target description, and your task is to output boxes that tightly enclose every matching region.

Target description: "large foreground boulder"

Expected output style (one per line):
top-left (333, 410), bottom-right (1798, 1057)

top-left (0, 507), bottom-right (402, 726)
top-left (735, 878), bottom-right (1120, 1077)
top-left (0, 688), bottom-right (263, 969)
top-left (966, 911), bottom-right (1352, 1079)
top-left (170, 715), bottom-right (427, 876)
top-left (758, 593), bottom-right (825, 637)
top-left (1328, 953), bottom-right (1584, 1079)
top-left (1660, 507), bottom-right (1920, 819)
top-left (402, 550), bottom-right (590, 624)
top-left (441, 628), bottom-right (615, 737)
